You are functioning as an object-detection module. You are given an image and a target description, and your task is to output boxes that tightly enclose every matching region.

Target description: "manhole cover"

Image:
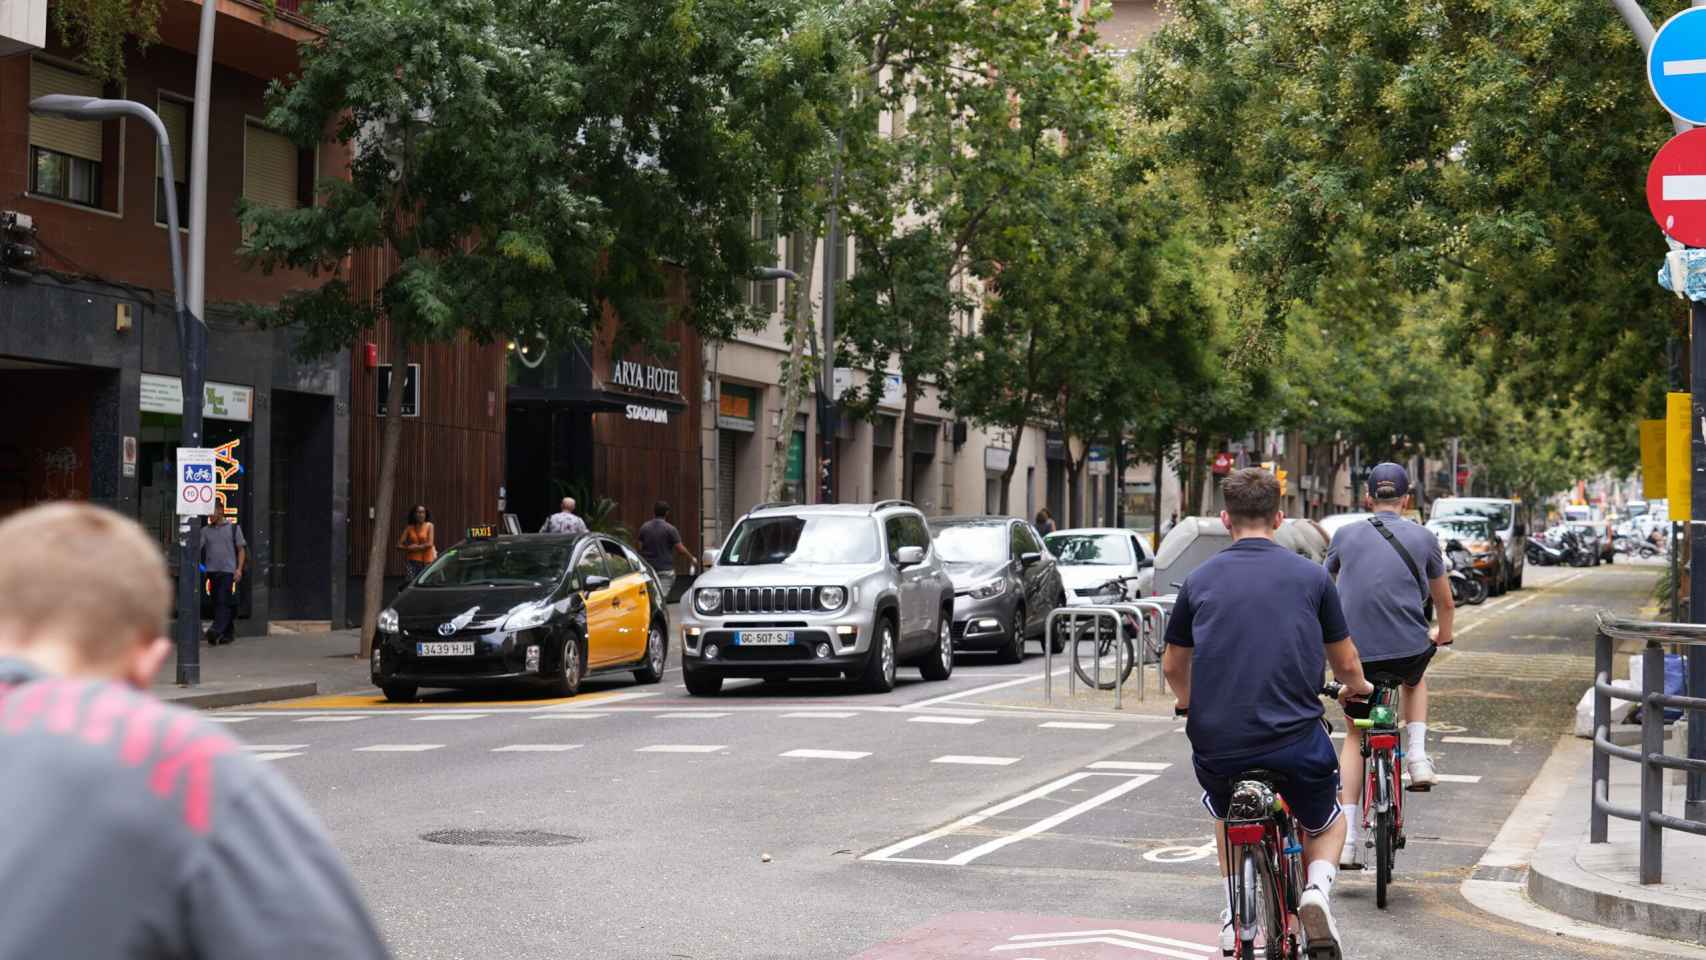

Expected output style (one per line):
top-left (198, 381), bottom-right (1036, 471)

top-left (421, 829), bottom-right (584, 848)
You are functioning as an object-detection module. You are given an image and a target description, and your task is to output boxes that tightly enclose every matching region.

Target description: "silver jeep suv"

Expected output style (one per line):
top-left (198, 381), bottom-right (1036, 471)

top-left (680, 500), bottom-right (956, 695)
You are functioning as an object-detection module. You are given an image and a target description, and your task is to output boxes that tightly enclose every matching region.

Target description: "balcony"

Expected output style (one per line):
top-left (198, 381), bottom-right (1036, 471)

top-left (0, 0), bottom-right (46, 56)
top-left (155, 0), bottom-right (322, 81)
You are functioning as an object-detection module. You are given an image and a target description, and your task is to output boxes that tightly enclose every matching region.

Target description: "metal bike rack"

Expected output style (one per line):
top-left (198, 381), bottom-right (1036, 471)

top-left (1043, 602), bottom-right (1170, 709)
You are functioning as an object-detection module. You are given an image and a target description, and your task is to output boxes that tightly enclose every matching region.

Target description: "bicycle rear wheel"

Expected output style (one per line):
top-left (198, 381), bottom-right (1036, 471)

top-left (1375, 808), bottom-right (1394, 909)
top-left (1232, 843), bottom-right (1288, 959)
top-left (1071, 633), bottom-right (1136, 690)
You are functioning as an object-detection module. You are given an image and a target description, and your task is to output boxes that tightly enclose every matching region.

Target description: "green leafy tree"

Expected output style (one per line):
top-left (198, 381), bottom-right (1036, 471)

top-left (240, 0), bottom-right (850, 655)
top-left (834, 0), bottom-right (1112, 501)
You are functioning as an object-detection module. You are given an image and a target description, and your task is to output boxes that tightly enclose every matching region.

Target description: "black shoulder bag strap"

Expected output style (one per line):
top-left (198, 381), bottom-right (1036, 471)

top-left (1369, 517), bottom-right (1435, 623)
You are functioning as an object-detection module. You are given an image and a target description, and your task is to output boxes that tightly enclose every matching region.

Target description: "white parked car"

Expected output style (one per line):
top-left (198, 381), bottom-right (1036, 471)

top-left (1043, 528), bottom-right (1156, 606)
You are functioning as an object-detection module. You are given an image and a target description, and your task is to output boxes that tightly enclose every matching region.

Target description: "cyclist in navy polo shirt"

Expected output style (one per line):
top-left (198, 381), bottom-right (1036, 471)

top-left (1163, 468), bottom-right (1372, 960)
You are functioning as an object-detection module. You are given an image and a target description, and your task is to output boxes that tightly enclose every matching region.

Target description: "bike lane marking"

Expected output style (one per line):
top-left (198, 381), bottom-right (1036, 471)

top-left (850, 913), bottom-right (1217, 960)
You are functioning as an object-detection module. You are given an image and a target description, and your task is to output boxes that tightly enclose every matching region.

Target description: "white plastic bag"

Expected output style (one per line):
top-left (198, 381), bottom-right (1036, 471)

top-left (1574, 680), bottom-right (1637, 738)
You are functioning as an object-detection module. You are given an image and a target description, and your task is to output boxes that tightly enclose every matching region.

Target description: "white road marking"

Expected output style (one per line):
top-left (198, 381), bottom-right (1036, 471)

top-left (637, 744), bottom-right (726, 754)
top-left (932, 755), bottom-right (1020, 766)
top-left (781, 711), bottom-right (858, 719)
top-left (296, 715), bottom-right (367, 723)
top-left (354, 744), bottom-right (444, 752)
top-left (909, 715), bottom-right (983, 726)
top-left (657, 712), bottom-right (731, 719)
top-left (414, 713), bottom-right (490, 721)
top-left (996, 929), bottom-right (1216, 958)
top-left (866, 771), bottom-right (1156, 866)
top-left (780, 749), bottom-right (871, 760)
top-left (251, 752), bottom-right (302, 761)
top-left (242, 744), bottom-right (308, 751)
top-left (206, 716), bottom-right (254, 723)
top-left (1443, 736), bottom-right (1513, 746)
top-left (1088, 760), bottom-right (1172, 772)
top-left (1665, 57), bottom-right (1706, 76)
top-left (534, 690), bottom-right (661, 710)
top-left (530, 713), bottom-right (610, 720)
top-left (903, 668), bottom-right (1067, 709)
top-left (492, 744), bottom-right (583, 752)
top-left (1040, 721), bottom-right (1114, 730)
top-left (1672, 177), bottom-right (1706, 205)
top-left (1434, 773), bottom-right (1482, 783)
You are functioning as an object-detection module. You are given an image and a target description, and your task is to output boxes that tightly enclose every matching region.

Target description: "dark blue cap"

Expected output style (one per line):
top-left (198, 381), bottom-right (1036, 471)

top-left (1370, 462), bottom-right (1410, 500)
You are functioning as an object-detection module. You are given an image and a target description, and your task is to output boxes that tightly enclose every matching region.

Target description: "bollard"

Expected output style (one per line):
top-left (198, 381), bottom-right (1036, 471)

top-left (1591, 629), bottom-right (1610, 844)
top-left (1113, 610), bottom-right (1124, 711)
top-left (1641, 640), bottom-right (1665, 884)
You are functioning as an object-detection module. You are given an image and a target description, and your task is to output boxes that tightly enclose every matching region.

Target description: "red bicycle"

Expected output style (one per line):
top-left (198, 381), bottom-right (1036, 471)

top-left (1350, 680), bottom-right (1406, 909)
top-left (1219, 683), bottom-right (1346, 960)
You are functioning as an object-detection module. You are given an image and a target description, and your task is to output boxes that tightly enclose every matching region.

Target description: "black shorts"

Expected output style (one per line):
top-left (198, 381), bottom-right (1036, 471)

top-left (1344, 647), bottom-right (1435, 720)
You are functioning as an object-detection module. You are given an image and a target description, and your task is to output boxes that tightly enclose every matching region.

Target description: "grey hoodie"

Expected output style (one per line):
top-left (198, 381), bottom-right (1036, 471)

top-left (0, 658), bottom-right (390, 959)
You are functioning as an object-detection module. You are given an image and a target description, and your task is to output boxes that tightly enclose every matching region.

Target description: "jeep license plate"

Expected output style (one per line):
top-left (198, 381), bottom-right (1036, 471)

top-left (416, 641), bottom-right (474, 656)
top-left (734, 630), bottom-right (794, 647)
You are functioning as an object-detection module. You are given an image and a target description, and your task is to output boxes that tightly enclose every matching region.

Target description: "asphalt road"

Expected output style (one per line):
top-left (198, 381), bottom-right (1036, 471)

top-left (212, 560), bottom-right (1670, 960)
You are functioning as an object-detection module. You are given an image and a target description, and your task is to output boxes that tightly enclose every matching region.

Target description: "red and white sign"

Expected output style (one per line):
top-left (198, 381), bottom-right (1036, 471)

top-left (1647, 128), bottom-right (1706, 247)
top-left (853, 913), bottom-right (1219, 960)
top-left (1211, 452), bottom-right (1236, 476)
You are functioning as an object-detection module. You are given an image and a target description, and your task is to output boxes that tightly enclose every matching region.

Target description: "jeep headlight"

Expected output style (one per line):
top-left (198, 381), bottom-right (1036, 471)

top-left (968, 578), bottom-right (1007, 600)
top-left (695, 587), bottom-right (723, 615)
top-left (377, 608), bottom-right (400, 634)
top-left (503, 601), bottom-right (555, 632)
top-left (818, 586), bottom-right (847, 610)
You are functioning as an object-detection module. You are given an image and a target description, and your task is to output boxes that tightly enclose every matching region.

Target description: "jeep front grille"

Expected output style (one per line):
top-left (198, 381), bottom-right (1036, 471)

top-left (722, 586), bottom-right (818, 614)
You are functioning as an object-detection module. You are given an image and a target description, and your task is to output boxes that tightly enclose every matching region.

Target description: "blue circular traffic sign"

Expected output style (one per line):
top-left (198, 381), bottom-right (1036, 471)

top-left (1650, 8), bottom-right (1706, 125)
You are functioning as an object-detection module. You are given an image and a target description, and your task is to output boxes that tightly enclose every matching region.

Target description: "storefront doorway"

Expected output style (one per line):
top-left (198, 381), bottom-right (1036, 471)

top-left (0, 358), bottom-right (116, 519)
top-left (269, 391), bottom-right (336, 619)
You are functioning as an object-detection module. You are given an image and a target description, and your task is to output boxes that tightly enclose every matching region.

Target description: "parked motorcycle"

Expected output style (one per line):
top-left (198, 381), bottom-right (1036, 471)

top-left (1446, 539), bottom-right (1488, 605)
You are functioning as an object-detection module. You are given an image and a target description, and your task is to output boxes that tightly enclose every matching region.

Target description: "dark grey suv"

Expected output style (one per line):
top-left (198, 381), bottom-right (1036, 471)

top-left (930, 516), bottom-right (1065, 662)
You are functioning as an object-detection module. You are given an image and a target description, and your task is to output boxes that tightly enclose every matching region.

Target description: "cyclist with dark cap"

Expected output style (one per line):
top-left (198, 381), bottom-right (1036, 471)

top-left (1324, 462), bottom-right (1455, 870)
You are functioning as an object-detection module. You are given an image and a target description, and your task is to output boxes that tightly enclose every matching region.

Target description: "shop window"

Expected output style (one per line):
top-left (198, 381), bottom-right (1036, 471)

top-left (29, 60), bottom-right (110, 210)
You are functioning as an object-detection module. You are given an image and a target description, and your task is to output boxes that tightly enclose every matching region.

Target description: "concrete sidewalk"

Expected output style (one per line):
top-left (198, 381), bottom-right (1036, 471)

top-left (152, 627), bottom-right (370, 709)
top-left (1529, 725), bottom-right (1706, 946)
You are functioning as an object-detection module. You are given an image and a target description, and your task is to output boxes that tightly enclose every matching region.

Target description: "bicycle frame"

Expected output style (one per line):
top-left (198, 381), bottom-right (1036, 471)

top-left (1223, 791), bottom-right (1304, 958)
top-left (1354, 684), bottom-right (1405, 835)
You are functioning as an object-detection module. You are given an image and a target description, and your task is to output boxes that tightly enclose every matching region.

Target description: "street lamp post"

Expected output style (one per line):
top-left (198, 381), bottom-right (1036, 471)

top-left (29, 94), bottom-right (207, 686)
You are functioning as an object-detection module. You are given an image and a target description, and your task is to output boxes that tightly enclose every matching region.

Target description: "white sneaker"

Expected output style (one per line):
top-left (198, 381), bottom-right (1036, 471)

top-left (1219, 908), bottom-right (1235, 956)
top-left (1339, 837), bottom-right (1364, 870)
top-left (1407, 756), bottom-right (1438, 791)
top-left (1298, 885), bottom-right (1343, 959)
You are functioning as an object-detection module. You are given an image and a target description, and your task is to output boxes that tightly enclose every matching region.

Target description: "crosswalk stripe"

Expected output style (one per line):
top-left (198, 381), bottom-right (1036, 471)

top-left (242, 744), bottom-right (307, 751)
top-left (354, 744), bottom-right (444, 752)
top-left (296, 716), bottom-right (367, 723)
top-left (1442, 736), bottom-right (1513, 746)
top-left (1087, 761), bottom-right (1172, 772)
top-left (1040, 721), bottom-right (1114, 730)
top-left (492, 744), bottom-right (582, 752)
top-left (414, 713), bottom-right (490, 721)
top-left (658, 712), bottom-right (731, 719)
top-left (933, 755), bottom-right (1019, 766)
top-left (781, 712), bottom-right (858, 719)
top-left (251, 752), bottom-right (302, 761)
top-left (207, 717), bottom-right (254, 723)
top-left (529, 713), bottom-right (610, 720)
top-left (780, 749), bottom-right (871, 760)
top-left (909, 716), bottom-right (983, 726)
top-left (637, 744), bottom-right (725, 753)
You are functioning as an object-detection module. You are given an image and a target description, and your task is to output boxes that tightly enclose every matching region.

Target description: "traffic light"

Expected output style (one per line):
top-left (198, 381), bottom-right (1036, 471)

top-left (1277, 469), bottom-right (1288, 496)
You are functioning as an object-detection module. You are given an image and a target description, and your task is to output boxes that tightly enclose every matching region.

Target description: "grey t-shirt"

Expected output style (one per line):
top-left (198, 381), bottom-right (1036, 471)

top-left (541, 511), bottom-right (588, 535)
top-left (1325, 511), bottom-right (1443, 662)
top-left (201, 521), bottom-right (246, 574)
top-left (0, 659), bottom-right (391, 960)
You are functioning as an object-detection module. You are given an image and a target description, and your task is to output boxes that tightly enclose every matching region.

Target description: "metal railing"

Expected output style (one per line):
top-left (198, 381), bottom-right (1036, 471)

top-left (1042, 601), bottom-right (1170, 710)
top-left (1590, 611), bottom-right (1706, 883)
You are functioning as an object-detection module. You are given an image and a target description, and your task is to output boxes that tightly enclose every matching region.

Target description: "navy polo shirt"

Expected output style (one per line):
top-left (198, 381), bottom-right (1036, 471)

top-left (1165, 537), bottom-right (1351, 762)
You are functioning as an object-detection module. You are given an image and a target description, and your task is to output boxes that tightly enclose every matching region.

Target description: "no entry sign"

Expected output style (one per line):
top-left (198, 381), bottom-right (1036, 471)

top-left (1647, 128), bottom-right (1706, 247)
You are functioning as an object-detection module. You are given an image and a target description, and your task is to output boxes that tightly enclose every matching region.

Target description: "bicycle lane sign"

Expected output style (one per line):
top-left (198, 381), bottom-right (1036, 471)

top-left (851, 912), bottom-right (1219, 960)
top-left (176, 447), bottom-right (217, 516)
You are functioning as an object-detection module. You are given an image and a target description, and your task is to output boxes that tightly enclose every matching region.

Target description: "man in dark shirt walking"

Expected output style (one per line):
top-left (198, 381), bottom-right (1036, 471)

top-left (1163, 468), bottom-right (1371, 959)
top-left (637, 500), bottom-right (695, 600)
top-left (200, 511), bottom-right (246, 644)
top-left (0, 502), bottom-right (391, 960)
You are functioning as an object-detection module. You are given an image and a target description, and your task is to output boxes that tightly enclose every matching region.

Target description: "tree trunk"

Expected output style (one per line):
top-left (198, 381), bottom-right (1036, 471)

top-left (1186, 435), bottom-right (1209, 517)
top-left (360, 324), bottom-right (410, 659)
top-left (1152, 439), bottom-right (1164, 541)
top-left (997, 426), bottom-right (1024, 515)
top-left (1065, 442), bottom-right (1086, 527)
top-left (767, 244), bottom-right (819, 502)
top-left (899, 373), bottom-right (919, 505)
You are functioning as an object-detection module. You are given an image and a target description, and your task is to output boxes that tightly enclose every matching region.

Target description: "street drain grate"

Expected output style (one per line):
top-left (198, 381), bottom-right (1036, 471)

top-left (421, 829), bottom-right (585, 848)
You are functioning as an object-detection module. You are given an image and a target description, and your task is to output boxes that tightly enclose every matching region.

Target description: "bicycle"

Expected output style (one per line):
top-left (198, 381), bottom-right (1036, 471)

top-left (1348, 680), bottom-right (1406, 909)
top-left (1061, 609), bottom-right (1155, 690)
top-left (1214, 683), bottom-right (1346, 960)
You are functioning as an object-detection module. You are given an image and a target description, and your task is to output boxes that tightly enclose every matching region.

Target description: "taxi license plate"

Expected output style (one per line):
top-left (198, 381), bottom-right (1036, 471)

top-left (734, 630), bottom-right (794, 647)
top-left (416, 641), bottom-right (474, 657)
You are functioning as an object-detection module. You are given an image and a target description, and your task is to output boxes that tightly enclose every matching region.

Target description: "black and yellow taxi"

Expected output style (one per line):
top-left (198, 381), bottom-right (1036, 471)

top-left (371, 530), bottom-right (668, 701)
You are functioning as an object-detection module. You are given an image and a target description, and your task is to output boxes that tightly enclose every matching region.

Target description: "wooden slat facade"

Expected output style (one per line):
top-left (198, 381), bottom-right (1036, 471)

top-left (347, 246), bottom-right (508, 580)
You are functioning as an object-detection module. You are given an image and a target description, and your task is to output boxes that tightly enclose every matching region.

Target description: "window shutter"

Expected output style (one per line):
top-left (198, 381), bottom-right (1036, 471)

top-left (244, 123), bottom-right (298, 210)
top-left (30, 60), bottom-right (103, 161)
top-left (158, 99), bottom-right (189, 181)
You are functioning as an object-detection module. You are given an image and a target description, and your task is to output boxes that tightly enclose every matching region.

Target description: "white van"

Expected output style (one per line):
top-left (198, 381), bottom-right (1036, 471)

top-left (1429, 497), bottom-right (1529, 589)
